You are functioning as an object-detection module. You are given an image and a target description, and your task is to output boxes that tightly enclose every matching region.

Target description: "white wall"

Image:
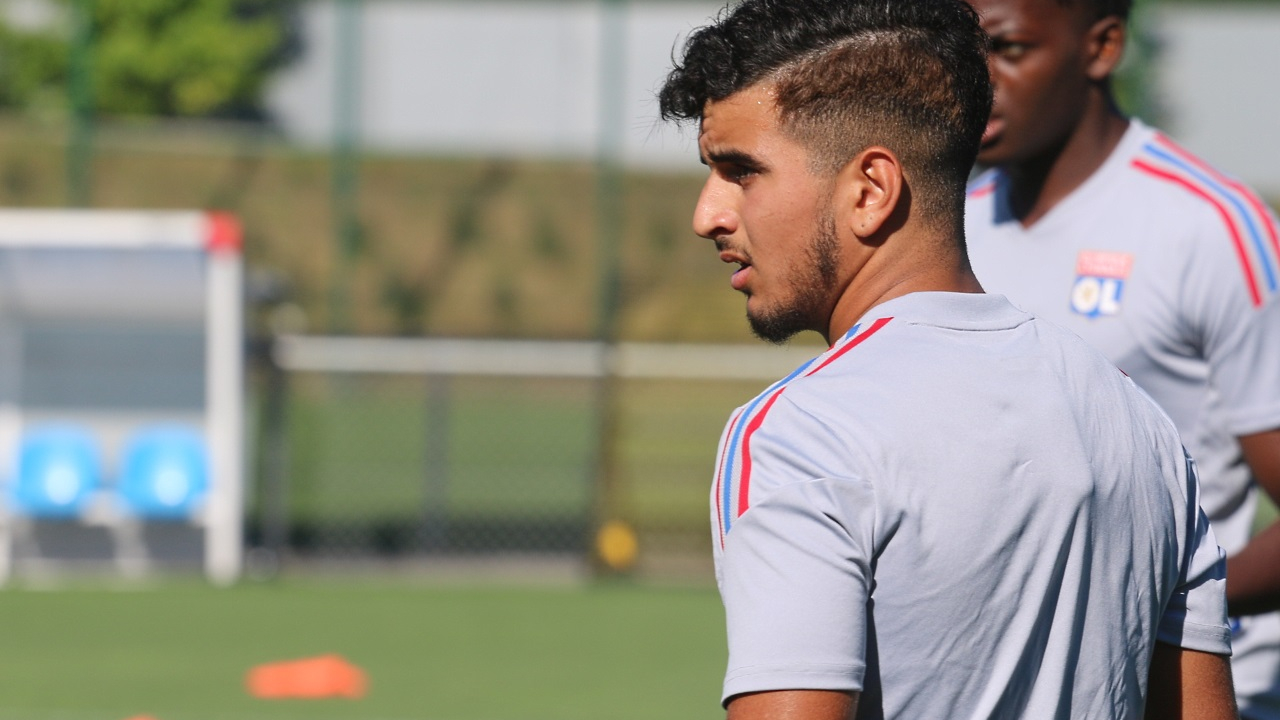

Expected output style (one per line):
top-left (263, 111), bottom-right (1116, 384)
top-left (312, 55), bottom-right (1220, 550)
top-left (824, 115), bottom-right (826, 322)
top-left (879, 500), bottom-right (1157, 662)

top-left (265, 0), bottom-right (721, 170)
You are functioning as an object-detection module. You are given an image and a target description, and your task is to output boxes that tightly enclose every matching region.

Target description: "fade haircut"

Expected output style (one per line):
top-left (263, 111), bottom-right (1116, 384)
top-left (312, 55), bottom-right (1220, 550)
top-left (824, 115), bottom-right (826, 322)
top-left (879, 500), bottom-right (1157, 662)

top-left (659, 0), bottom-right (992, 230)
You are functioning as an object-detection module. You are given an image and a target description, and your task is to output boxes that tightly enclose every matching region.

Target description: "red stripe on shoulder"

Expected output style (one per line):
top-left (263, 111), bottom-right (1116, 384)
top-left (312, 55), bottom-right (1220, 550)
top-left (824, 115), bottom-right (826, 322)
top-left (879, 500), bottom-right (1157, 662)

top-left (733, 317), bottom-right (893, 519)
top-left (1152, 135), bottom-right (1280, 271)
top-left (736, 389), bottom-right (787, 519)
top-left (1152, 134), bottom-right (1223, 180)
top-left (1131, 158), bottom-right (1262, 307)
top-left (968, 182), bottom-right (995, 199)
top-left (808, 317), bottom-right (893, 376)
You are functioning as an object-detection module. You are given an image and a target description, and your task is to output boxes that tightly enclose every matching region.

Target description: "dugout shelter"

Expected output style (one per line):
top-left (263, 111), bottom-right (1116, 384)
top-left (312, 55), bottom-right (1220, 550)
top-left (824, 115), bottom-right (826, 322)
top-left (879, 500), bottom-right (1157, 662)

top-left (0, 210), bottom-right (244, 585)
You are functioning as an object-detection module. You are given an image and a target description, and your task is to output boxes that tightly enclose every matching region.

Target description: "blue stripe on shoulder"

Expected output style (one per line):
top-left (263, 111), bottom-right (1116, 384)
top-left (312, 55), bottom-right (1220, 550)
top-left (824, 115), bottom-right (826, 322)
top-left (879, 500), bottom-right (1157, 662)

top-left (721, 354), bottom-right (819, 534)
top-left (1141, 143), bottom-right (1278, 293)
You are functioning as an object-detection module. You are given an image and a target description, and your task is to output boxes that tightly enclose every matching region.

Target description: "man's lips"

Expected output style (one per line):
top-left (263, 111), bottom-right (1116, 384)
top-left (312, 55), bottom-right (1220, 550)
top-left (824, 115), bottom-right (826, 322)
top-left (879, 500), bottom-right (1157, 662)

top-left (981, 116), bottom-right (1005, 147)
top-left (718, 247), bottom-right (752, 291)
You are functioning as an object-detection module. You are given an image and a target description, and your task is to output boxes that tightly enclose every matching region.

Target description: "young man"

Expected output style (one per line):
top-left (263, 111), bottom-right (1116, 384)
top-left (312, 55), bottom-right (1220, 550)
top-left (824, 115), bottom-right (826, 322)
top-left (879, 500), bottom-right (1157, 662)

top-left (963, 0), bottom-right (1280, 715)
top-left (659, 0), bottom-right (1235, 718)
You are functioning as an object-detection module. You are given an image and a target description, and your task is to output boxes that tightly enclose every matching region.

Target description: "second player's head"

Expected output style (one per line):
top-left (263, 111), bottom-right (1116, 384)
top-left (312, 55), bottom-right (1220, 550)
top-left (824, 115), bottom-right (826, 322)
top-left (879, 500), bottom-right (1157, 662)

top-left (967, 0), bottom-right (1129, 167)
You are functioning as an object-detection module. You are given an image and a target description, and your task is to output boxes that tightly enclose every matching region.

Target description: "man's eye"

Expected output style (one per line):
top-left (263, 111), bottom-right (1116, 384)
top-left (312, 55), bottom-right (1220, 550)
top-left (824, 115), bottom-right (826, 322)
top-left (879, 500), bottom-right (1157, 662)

top-left (724, 165), bottom-right (756, 183)
top-left (992, 40), bottom-right (1028, 60)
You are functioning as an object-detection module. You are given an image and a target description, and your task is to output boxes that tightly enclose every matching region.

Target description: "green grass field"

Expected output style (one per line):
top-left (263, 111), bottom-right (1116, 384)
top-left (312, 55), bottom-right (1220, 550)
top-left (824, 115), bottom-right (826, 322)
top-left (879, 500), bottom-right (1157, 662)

top-left (0, 577), bottom-right (727, 720)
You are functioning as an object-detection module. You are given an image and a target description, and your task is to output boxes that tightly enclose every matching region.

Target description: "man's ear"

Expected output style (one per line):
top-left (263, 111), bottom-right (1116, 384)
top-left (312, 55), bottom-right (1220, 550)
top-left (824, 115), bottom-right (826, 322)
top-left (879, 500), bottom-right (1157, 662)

top-left (1085, 16), bottom-right (1126, 82)
top-left (836, 146), bottom-right (903, 240)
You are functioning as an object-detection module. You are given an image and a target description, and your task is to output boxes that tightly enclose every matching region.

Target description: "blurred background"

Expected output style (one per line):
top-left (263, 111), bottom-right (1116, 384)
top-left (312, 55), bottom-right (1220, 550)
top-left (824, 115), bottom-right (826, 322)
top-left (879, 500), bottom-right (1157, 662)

top-left (0, 0), bottom-right (1273, 718)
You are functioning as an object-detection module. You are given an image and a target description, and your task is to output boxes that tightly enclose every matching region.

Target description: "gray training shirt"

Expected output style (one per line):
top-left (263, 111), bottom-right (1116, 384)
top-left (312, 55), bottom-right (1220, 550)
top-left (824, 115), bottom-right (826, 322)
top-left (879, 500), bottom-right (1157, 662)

top-left (711, 292), bottom-right (1230, 719)
top-left (966, 120), bottom-right (1280, 716)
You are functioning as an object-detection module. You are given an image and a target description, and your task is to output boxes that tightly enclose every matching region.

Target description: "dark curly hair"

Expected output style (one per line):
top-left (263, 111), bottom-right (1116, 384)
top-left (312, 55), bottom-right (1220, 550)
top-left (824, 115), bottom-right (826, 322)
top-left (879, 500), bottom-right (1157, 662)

top-left (658, 0), bottom-right (993, 229)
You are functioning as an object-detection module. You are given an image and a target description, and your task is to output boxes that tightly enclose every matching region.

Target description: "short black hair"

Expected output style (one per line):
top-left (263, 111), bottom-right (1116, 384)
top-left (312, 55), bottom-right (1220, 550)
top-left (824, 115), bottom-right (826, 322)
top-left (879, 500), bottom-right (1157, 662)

top-left (1060, 0), bottom-right (1132, 22)
top-left (658, 0), bottom-right (993, 229)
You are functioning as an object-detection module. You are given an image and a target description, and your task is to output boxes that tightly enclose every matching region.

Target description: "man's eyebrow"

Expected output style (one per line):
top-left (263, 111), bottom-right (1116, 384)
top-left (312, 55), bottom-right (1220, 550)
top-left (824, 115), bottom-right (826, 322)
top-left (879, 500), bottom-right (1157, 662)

top-left (702, 149), bottom-right (764, 169)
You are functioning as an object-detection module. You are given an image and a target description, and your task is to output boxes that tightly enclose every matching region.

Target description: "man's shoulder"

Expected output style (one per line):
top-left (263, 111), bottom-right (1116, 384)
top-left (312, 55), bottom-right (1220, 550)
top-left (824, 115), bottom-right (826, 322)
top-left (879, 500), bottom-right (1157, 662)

top-left (740, 318), bottom-right (914, 443)
top-left (1129, 128), bottom-right (1280, 305)
top-left (966, 122), bottom-right (1275, 225)
top-left (1125, 127), bottom-right (1275, 222)
top-left (767, 324), bottom-right (901, 411)
top-left (968, 124), bottom-right (1279, 290)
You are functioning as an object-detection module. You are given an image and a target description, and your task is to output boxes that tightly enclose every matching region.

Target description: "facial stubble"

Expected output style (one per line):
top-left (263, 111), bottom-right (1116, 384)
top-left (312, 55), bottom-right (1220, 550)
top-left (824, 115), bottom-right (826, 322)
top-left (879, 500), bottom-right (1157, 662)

top-left (746, 209), bottom-right (842, 344)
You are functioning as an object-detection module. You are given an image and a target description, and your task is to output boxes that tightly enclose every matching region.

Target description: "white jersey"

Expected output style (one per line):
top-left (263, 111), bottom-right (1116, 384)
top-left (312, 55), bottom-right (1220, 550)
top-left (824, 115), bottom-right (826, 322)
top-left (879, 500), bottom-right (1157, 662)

top-left (711, 292), bottom-right (1229, 719)
top-left (966, 120), bottom-right (1280, 717)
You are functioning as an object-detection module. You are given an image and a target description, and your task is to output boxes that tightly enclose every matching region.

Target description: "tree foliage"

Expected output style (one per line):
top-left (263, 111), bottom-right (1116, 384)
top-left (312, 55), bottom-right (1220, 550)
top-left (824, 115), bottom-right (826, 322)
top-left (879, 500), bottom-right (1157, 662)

top-left (0, 0), bottom-right (295, 118)
top-left (0, 14), bottom-right (65, 114)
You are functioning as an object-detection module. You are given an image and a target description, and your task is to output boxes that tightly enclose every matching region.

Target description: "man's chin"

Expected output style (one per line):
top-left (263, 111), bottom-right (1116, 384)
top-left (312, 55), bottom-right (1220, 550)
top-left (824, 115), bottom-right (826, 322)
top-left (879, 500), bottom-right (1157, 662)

top-left (975, 144), bottom-right (1004, 169)
top-left (747, 308), bottom-right (809, 345)
top-left (975, 135), bottom-right (1034, 170)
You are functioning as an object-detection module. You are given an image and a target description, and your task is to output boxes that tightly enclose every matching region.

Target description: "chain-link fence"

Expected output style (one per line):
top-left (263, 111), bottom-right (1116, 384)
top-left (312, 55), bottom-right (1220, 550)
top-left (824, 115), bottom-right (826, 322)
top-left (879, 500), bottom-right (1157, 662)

top-left (256, 371), bottom-right (598, 558)
top-left (249, 336), bottom-right (818, 576)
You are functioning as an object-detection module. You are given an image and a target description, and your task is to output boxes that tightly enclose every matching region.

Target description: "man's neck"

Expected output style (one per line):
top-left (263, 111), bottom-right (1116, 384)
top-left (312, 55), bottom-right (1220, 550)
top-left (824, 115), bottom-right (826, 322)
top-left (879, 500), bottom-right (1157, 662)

top-left (1005, 103), bottom-right (1130, 227)
top-left (822, 233), bottom-right (984, 345)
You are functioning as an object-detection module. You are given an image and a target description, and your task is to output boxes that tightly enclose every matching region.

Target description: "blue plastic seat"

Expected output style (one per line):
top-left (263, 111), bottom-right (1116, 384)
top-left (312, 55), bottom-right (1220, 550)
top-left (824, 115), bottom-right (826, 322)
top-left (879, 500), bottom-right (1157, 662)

top-left (117, 426), bottom-right (209, 520)
top-left (11, 425), bottom-right (101, 518)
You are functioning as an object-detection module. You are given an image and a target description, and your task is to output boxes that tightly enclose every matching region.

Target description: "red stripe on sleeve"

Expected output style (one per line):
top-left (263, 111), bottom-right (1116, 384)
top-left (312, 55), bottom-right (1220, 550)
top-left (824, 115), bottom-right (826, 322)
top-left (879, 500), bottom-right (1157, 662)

top-left (1154, 135), bottom-right (1280, 274)
top-left (734, 317), bottom-right (893, 519)
top-left (1132, 159), bottom-right (1262, 307)
top-left (736, 389), bottom-right (787, 519)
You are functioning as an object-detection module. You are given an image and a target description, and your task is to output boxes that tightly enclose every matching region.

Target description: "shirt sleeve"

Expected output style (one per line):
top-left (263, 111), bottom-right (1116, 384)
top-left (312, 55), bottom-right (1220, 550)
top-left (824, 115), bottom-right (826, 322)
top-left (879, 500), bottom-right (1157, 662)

top-left (1184, 199), bottom-right (1280, 436)
top-left (1157, 451), bottom-right (1232, 654)
top-left (718, 475), bottom-right (878, 705)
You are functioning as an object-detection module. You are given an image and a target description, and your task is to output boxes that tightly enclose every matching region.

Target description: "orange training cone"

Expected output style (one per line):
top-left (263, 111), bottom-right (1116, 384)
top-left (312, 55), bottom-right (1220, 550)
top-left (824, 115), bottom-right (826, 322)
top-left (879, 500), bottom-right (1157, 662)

top-left (246, 653), bottom-right (368, 699)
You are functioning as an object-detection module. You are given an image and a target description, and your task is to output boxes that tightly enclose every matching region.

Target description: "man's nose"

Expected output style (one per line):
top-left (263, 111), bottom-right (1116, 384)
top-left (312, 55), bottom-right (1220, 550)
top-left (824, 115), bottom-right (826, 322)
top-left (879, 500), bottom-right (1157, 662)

top-left (692, 177), bottom-right (738, 240)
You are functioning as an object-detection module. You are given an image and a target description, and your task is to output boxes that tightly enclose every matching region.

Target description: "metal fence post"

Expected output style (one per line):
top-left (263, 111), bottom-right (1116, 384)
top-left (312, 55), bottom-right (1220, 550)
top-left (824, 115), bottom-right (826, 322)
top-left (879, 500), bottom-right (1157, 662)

top-left (330, 0), bottom-right (363, 333)
top-left (260, 338), bottom-right (292, 567)
top-left (67, 0), bottom-right (93, 207)
top-left (421, 374), bottom-right (451, 552)
top-left (588, 0), bottom-right (629, 573)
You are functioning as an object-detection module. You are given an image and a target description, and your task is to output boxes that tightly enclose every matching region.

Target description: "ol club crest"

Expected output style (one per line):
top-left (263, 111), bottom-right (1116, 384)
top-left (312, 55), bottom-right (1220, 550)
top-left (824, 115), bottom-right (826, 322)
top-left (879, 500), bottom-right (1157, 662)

top-left (1071, 250), bottom-right (1133, 318)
